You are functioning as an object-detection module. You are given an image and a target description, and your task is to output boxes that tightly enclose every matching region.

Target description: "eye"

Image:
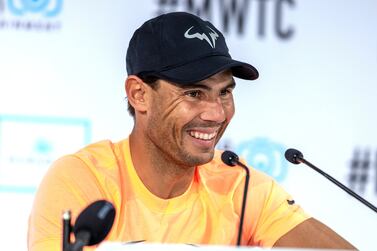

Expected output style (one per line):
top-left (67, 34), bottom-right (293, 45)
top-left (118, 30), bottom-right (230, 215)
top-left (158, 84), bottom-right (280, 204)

top-left (185, 90), bottom-right (201, 98)
top-left (220, 88), bottom-right (233, 96)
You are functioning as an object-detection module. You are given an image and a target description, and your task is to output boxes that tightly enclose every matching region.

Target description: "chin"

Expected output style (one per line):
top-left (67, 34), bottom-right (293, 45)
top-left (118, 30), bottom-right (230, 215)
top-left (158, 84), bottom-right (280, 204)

top-left (186, 150), bottom-right (215, 166)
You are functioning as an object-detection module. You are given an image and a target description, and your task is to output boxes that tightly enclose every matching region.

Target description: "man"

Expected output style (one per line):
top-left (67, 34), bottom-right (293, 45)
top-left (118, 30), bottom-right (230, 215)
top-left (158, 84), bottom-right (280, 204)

top-left (28, 12), bottom-right (355, 250)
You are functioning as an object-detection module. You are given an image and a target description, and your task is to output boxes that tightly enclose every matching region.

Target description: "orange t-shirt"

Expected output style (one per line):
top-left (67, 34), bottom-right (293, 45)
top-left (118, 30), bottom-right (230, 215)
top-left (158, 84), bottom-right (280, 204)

top-left (28, 138), bottom-right (309, 251)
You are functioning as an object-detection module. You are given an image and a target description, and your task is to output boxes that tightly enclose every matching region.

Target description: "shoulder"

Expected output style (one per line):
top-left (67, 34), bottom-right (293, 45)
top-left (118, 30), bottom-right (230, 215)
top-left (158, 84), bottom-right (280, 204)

top-left (68, 139), bottom-right (128, 167)
top-left (46, 139), bottom-right (128, 181)
top-left (33, 139), bottom-right (129, 213)
top-left (74, 139), bottom-right (121, 163)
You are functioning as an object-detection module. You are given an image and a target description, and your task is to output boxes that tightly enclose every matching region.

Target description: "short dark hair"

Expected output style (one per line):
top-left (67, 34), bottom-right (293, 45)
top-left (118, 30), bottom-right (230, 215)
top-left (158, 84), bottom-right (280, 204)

top-left (127, 75), bottom-right (160, 117)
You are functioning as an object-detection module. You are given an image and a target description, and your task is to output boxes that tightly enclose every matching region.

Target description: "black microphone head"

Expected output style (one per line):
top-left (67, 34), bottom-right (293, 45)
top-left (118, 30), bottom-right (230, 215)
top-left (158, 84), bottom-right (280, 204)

top-left (73, 200), bottom-right (116, 246)
top-left (221, 150), bottom-right (239, 166)
top-left (285, 148), bottom-right (304, 164)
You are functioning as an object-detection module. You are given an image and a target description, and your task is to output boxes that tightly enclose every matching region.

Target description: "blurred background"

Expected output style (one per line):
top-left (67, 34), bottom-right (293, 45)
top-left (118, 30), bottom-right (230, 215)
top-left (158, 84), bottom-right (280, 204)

top-left (0, 0), bottom-right (376, 250)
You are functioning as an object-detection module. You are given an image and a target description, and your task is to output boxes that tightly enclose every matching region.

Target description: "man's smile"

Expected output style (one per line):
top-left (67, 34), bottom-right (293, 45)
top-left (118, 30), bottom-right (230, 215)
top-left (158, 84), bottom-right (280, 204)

top-left (188, 130), bottom-right (217, 141)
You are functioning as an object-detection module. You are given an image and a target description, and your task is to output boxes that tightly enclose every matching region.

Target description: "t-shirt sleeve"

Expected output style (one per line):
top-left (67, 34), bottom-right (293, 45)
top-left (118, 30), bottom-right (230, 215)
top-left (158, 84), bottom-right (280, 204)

top-left (245, 168), bottom-right (310, 247)
top-left (28, 155), bottom-right (107, 251)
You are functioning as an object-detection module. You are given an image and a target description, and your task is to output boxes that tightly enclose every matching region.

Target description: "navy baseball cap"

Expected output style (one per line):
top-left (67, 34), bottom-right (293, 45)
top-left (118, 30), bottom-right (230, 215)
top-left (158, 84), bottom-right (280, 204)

top-left (126, 12), bottom-right (258, 84)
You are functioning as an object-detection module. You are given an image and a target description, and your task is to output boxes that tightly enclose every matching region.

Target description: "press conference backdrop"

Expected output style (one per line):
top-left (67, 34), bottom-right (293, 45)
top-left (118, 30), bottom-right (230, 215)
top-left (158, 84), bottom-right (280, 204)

top-left (0, 0), bottom-right (376, 250)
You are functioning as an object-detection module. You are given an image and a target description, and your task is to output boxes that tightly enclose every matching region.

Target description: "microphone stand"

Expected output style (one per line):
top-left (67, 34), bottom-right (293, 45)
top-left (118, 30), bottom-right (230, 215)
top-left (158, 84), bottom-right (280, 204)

top-left (298, 157), bottom-right (377, 213)
top-left (221, 151), bottom-right (250, 246)
top-left (62, 210), bottom-right (86, 251)
top-left (237, 164), bottom-right (250, 246)
top-left (62, 210), bottom-right (72, 251)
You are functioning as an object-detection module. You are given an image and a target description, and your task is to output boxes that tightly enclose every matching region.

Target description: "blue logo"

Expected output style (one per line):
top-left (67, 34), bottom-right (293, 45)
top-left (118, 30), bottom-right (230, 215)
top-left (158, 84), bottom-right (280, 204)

top-left (34, 138), bottom-right (53, 154)
top-left (0, 114), bottom-right (91, 193)
top-left (7, 0), bottom-right (62, 17)
top-left (236, 137), bottom-right (288, 182)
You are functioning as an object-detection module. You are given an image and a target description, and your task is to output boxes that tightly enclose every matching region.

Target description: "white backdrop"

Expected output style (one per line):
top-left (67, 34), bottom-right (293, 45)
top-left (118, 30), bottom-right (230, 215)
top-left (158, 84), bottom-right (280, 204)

top-left (0, 0), bottom-right (376, 250)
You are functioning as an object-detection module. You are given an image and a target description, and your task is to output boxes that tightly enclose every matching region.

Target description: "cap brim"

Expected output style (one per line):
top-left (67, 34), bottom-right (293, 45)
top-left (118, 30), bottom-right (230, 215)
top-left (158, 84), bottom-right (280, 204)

top-left (152, 55), bottom-right (259, 84)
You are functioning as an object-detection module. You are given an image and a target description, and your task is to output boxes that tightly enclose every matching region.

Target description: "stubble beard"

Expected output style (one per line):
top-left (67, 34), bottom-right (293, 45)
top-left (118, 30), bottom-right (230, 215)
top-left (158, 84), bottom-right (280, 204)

top-left (145, 102), bottom-right (229, 169)
top-left (147, 130), bottom-right (216, 169)
top-left (146, 124), bottom-right (218, 170)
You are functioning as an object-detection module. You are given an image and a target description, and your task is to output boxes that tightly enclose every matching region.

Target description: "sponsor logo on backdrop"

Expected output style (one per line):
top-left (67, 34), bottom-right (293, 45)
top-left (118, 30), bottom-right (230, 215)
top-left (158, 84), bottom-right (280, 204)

top-left (217, 137), bottom-right (288, 182)
top-left (156, 0), bottom-right (296, 39)
top-left (0, 115), bottom-right (91, 193)
top-left (0, 0), bottom-right (62, 31)
top-left (348, 148), bottom-right (377, 196)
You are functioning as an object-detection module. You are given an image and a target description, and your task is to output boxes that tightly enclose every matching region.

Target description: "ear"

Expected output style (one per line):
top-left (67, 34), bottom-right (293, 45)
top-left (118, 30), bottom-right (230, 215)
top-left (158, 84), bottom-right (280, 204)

top-left (125, 75), bottom-right (148, 114)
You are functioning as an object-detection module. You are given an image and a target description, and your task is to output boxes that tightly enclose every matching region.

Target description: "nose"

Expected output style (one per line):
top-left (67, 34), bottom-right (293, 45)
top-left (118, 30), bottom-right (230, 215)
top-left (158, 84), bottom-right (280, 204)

top-left (199, 98), bottom-right (226, 123)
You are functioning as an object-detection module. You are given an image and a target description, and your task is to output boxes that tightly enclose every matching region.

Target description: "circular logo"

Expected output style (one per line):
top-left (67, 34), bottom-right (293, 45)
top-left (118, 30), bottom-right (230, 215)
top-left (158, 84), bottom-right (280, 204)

top-left (236, 137), bottom-right (288, 182)
top-left (20, 0), bottom-right (50, 12)
top-left (7, 0), bottom-right (62, 17)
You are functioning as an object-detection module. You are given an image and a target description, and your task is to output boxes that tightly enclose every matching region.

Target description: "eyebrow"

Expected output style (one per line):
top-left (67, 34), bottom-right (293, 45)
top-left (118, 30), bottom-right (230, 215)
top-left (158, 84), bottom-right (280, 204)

top-left (180, 79), bottom-right (236, 90)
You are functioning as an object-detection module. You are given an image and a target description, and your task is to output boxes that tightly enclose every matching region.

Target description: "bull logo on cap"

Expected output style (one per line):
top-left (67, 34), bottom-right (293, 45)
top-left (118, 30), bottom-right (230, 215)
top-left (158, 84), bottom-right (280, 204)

top-left (184, 25), bottom-right (219, 49)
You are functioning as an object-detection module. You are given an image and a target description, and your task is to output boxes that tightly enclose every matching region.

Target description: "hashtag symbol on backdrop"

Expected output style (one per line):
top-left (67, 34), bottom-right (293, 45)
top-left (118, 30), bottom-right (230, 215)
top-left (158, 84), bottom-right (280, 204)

top-left (0, 0), bottom-right (4, 13)
top-left (348, 149), bottom-right (372, 194)
top-left (156, 0), bottom-right (179, 15)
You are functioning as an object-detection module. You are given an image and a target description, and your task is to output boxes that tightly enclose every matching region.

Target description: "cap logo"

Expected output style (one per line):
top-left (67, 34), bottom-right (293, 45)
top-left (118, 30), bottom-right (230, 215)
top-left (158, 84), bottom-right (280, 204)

top-left (184, 26), bottom-right (219, 48)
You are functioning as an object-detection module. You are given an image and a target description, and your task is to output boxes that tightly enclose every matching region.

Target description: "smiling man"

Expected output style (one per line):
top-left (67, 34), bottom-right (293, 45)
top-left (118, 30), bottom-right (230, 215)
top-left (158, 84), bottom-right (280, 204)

top-left (28, 12), bottom-right (355, 250)
top-left (127, 70), bottom-right (235, 200)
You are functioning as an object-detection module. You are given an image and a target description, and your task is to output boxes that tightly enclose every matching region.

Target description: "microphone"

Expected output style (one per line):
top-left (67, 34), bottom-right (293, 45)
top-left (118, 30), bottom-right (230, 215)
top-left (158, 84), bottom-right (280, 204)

top-left (285, 148), bottom-right (377, 213)
top-left (221, 150), bottom-right (250, 246)
top-left (63, 200), bottom-right (116, 251)
top-left (62, 210), bottom-right (72, 251)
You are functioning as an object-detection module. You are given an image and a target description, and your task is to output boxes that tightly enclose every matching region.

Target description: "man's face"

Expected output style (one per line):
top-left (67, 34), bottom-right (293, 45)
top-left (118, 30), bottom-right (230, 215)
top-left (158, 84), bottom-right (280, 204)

top-left (145, 70), bottom-right (235, 167)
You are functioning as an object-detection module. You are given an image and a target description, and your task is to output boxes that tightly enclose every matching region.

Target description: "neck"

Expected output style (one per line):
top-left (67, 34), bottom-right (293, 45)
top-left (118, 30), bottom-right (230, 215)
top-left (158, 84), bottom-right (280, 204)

top-left (129, 127), bottom-right (196, 199)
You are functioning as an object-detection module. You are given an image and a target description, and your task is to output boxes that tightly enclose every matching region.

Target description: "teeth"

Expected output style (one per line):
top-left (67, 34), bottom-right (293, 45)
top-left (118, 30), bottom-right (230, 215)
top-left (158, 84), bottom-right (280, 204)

top-left (189, 131), bottom-right (216, 140)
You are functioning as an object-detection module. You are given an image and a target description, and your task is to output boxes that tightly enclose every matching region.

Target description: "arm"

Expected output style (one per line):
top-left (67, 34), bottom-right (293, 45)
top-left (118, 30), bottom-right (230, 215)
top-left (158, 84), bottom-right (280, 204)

top-left (274, 217), bottom-right (356, 249)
